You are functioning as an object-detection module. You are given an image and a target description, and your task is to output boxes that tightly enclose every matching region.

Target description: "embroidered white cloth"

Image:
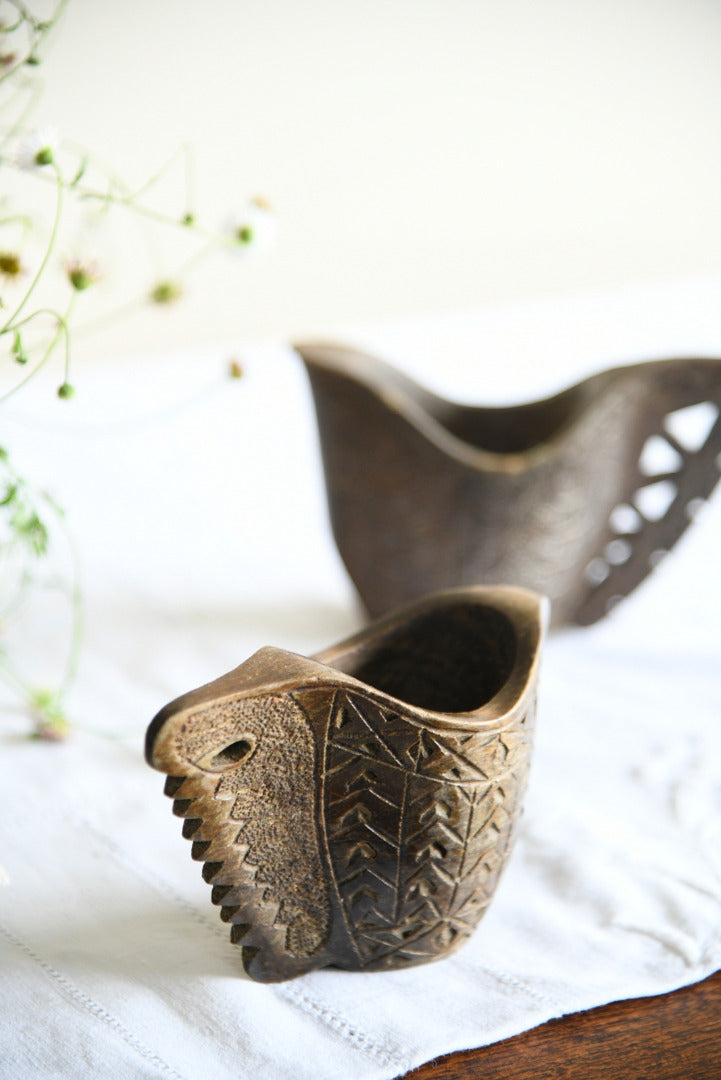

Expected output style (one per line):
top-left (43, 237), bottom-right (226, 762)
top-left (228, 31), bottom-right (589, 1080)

top-left (1, 279), bottom-right (720, 1080)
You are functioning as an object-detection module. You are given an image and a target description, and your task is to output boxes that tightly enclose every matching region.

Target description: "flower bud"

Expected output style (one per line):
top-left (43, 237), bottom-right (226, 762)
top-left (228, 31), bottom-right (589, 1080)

top-left (150, 280), bottom-right (182, 305)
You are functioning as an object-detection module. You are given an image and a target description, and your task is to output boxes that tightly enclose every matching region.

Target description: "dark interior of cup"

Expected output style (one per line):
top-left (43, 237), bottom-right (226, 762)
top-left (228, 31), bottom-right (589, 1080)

top-left (338, 602), bottom-right (517, 713)
top-left (432, 378), bottom-right (600, 453)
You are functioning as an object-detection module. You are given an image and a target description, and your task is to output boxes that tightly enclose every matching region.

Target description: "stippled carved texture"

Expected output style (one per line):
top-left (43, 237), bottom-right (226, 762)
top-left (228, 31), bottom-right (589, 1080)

top-left (150, 586), bottom-right (544, 984)
top-left (162, 694), bottom-right (331, 980)
top-left (322, 688), bottom-right (534, 970)
top-left (157, 681), bottom-right (535, 979)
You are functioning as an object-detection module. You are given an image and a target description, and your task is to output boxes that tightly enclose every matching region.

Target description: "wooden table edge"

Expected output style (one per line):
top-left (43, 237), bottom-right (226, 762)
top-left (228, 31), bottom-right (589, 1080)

top-left (400, 967), bottom-right (721, 1079)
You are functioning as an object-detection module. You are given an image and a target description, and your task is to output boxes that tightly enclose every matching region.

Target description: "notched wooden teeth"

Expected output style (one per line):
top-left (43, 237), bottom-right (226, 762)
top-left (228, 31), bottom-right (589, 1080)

top-left (241, 946), bottom-right (261, 972)
top-left (159, 772), bottom-right (278, 978)
top-left (202, 860), bottom-right (224, 884)
top-left (164, 775), bottom-right (187, 797)
top-left (211, 884), bottom-right (233, 905)
top-left (182, 817), bottom-right (202, 839)
top-left (191, 840), bottom-right (211, 861)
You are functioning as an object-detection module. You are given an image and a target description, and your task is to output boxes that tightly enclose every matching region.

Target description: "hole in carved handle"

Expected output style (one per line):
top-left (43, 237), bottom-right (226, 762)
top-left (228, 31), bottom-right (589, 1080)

top-left (196, 735), bottom-right (257, 772)
top-left (213, 738), bottom-right (254, 766)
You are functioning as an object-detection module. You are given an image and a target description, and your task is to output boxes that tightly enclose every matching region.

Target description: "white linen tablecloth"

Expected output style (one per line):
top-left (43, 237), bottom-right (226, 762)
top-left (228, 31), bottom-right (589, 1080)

top-left (1, 279), bottom-right (720, 1079)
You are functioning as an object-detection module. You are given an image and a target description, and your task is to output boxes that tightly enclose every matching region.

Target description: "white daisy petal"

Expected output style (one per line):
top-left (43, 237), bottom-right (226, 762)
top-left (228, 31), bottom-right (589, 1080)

top-left (16, 126), bottom-right (59, 170)
top-left (226, 200), bottom-right (277, 258)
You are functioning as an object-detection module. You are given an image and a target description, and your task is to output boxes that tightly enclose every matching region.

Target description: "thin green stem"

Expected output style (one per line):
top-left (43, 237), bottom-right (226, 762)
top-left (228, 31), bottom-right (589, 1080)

top-left (0, 659), bottom-right (34, 699)
top-left (77, 186), bottom-right (215, 234)
top-left (0, 140), bottom-right (220, 241)
top-left (0, 565), bottom-right (31, 620)
top-left (0, 26), bottom-right (34, 87)
top-left (0, 7), bottom-right (24, 34)
top-left (0, 59), bottom-right (25, 91)
top-left (1, 160), bottom-right (63, 332)
top-left (0, 159), bottom-right (217, 237)
top-left (72, 230), bottom-right (222, 342)
top-left (72, 236), bottom-right (222, 343)
top-left (52, 289), bottom-right (74, 381)
top-left (35, 0), bottom-right (70, 55)
top-left (0, 212), bottom-right (33, 231)
top-left (4, 0), bottom-right (31, 19)
top-left (0, 74), bottom-right (44, 149)
top-left (173, 234), bottom-right (220, 277)
top-left (1, 10), bottom-right (23, 28)
top-left (0, 300), bottom-right (72, 404)
top-left (56, 522), bottom-right (82, 696)
top-left (0, 0), bottom-right (69, 84)
top-left (3, 303), bottom-right (65, 332)
top-left (0, 357), bottom-right (44, 402)
top-left (185, 142), bottom-right (196, 218)
top-left (127, 141), bottom-right (193, 203)
top-left (43, 139), bottom-right (193, 276)
top-left (64, 142), bottom-right (206, 232)
top-left (58, 139), bottom-right (134, 199)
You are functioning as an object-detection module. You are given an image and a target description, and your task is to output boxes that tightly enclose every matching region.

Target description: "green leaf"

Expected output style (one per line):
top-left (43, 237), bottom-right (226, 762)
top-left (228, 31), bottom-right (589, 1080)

top-left (70, 156), bottom-right (88, 188)
top-left (11, 330), bottom-right (28, 365)
top-left (0, 483), bottom-right (18, 507)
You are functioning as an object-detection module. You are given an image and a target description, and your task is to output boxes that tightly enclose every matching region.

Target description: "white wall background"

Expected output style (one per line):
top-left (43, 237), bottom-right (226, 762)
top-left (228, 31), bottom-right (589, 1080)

top-left (25, 0), bottom-right (721, 359)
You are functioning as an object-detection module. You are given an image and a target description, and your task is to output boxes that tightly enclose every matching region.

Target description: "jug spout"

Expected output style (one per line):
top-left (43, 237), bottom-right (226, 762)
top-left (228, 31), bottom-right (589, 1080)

top-left (296, 343), bottom-right (721, 627)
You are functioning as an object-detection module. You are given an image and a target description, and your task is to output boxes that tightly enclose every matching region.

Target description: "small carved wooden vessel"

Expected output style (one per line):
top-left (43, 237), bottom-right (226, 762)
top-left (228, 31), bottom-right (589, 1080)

top-left (296, 343), bottom-right (721, 626)
top-left (146, 586), bottom-right (545, 982)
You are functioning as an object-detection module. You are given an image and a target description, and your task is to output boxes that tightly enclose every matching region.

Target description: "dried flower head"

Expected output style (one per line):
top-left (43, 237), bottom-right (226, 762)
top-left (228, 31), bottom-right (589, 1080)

top-left (16, 126), bottom-right (59, 169)
top-left (64, 257), bottom-right (100, 292)
top-left (30, 689), bottom-right (71, 741)
top-left (228, 359), bottom-right (244, 379)
top-left (0, 251), bottom-right (24, 281)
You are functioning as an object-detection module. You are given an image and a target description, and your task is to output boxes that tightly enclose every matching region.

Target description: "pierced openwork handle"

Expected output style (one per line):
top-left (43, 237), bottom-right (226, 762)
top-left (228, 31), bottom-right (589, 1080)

top-left (573, 364), bottom-right (721, 624)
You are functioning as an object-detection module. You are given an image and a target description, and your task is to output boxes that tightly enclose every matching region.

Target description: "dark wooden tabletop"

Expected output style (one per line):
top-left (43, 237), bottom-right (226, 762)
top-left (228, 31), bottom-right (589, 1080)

top-left (401, 969), bottom-right (721, 1079)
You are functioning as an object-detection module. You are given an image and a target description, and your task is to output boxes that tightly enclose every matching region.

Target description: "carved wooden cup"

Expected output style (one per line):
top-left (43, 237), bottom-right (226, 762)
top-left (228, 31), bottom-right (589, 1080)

top-left (146, 586), bottom-right (546, 982)
top-left (296, 343), bottom-right (721, 626)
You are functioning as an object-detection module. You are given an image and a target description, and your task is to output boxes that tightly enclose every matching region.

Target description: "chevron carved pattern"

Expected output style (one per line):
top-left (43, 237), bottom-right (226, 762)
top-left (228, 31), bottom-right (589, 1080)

top-left (323, 688), bottom-right (534, 969)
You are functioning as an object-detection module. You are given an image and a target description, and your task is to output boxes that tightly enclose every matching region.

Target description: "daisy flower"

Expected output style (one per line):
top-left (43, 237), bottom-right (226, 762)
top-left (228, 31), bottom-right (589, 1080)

top-left (226, 197), bottom-right (276, 257)
top-left (63, 256), bottom-right (101, 292)
top-left (16, 126), bottom-right (59, 169)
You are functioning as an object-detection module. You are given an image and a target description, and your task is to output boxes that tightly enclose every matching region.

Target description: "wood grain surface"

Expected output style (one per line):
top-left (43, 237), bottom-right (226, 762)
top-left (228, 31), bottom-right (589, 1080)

top-left (402, 969), bottom-right (721, 1079)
